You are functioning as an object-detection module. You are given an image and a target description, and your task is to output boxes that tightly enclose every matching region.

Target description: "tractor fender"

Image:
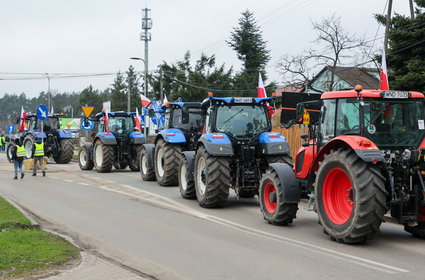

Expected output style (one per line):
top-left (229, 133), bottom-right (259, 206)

top-left (82, 142), bottom-right (94, 161)
top-left (181, 151), bottom-right (196, 181)
top-left (199, 133), bottom-right (233, 156)
top-left (258, 132), bottom-right (291, 155)
top-left (311, 135), bottom-right (385, 174)
top-left (160, 129), bottom-right (186, 143)
top-left (268, 163), bottom-right (301, 203)
top-left (128, 131), bottom-right (146, 144)
top-left (143, 144), bottom-right (155, 169)
top-left (95, 132), bottom-right (117, 145)
top-left (56, 129), bottom-right (75, 139)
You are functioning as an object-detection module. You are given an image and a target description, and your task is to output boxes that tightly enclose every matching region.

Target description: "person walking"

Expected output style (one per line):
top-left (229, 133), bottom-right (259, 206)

top-left (0, 134), bottom-right (5, 151)
top-left (10, 138), bottom-right (25, 179)
top-left (31, 138), bottom-right (46, 177)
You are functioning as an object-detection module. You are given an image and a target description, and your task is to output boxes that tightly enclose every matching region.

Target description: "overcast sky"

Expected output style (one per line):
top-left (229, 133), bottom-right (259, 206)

top-left (0, 0), bottom-right (412, 98)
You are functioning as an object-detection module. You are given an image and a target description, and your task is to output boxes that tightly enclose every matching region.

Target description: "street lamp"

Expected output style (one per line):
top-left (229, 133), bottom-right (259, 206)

top-left (45, 73), bottom-right (51, 113)
top-left (130, 57), bottom-right (148, 136)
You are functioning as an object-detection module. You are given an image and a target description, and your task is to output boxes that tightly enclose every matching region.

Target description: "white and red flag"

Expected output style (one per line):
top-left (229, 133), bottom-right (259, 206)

top-left (103, 110), bottom-right (110, 135)
top-left (19, 106), bottom-right (27, 132)
top-left (380, 48), bottom-right (389, 90)
top-left (140, 94), bottom-right (151, 107)
top-left (162, 94), bottom-right (168, 106)
top-left (258, 73), bottom-right (275, 116)
top-left (134, 107), bottom-right (142, 132)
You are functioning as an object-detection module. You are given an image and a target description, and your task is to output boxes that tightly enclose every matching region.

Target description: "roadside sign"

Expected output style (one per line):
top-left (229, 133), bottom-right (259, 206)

top-left (81, 119), bottom-right (94, 130)
top-left (81, 106), bottom-right (94, 117)
top-left (7, 125), bottom-right (15, 133)
top-left (36, 104), bottom-right (48, 120)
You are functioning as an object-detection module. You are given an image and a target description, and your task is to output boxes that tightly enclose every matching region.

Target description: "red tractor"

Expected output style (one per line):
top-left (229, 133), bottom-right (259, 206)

top-left (260, 86), bottom-right (425, 243)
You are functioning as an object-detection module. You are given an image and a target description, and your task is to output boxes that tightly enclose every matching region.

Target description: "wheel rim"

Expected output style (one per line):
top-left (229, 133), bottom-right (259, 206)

top-left (323, 168), bottom-right (353, 225)
top-left (80, 149), bottom-right (87, 166)
top-left (263, 182), bottom-right (277, 214)
top-left (95, 144), bottom-right (103, 167)
top-left (180, 163), bottom-right (187, 191)
top-left (24, 139), bottom-right (33, 158)
top-left (156, 147), bottom-right (165, 177)
top-left (141, 153), bottom-right (148, 175)
top-left (196, 157), bottom-right (206, 196)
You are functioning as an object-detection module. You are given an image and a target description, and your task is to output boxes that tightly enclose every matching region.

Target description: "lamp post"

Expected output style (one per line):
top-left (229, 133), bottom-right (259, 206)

top-left (130, 57), bottom-right (148, 136)
top-left (45, 73), bottom-right (51, 113)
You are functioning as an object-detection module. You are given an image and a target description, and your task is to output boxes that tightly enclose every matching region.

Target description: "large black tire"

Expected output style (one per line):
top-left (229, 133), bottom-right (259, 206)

top-left (78, 146), bottom-right (94, 170)
top-left (194, 146), bottom-right (230, 208)
top-left (154, 139), bottom-right (182, 186)
top-left (404, 222), bottom-right (425, 239)
top-left (6, 143), bottom-right (14, 162)
top-left (140, 147), bottom-right (155, 181)
top-left (54, 139), bottom-right (74, 164)
top-left (179, 157), bottom-right (196, 199)
top-left (315, 148), bottom-right (387, 243)
top-left (129, 145), bottom-right (142, 171)
top-left (23, 135), bottom-right (35, 159)
top-left (259, 168), bottom-right (298, 225)
top-left (93, 140), bottom-right (114, 173)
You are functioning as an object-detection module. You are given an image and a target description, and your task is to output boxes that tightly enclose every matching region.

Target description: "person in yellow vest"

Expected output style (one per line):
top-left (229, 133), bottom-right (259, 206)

top-left (0, 134), bottom-right (5, 151)
top-left (31, 138), bottom-right (46, 177)
top-left (10, 138), bottom-right (25, 179)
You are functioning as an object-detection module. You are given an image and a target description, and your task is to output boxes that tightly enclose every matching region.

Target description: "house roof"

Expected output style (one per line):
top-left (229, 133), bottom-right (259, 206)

top-left (318, 66), bottom-right (380, 89)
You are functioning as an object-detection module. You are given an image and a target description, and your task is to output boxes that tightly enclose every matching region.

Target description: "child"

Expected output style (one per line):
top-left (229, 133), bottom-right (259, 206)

top-left (10, 138), bottom-right (25, 179)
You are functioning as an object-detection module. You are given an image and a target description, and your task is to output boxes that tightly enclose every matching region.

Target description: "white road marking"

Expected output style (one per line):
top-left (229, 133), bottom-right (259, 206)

top-left (78, 182), bottom-right (89, 186)
top-left (64, 179), bottom-right (74, 183)
top-left (98, 184), bottom-right (409, 275)
top-left (50, 176), bottom-right (58, 179)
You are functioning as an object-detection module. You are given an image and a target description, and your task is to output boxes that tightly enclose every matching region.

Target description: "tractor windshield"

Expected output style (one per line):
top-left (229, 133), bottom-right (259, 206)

top-left (31, 117), bottom-right (60, 131)
top-left (170, 107), bottom-right (204, 133)
top-left (108, 116), bottom-right (134, 135)
top-left (215, 105), bottom-right (268, 139)
top-left (363, 100), bottom-right (425, 147)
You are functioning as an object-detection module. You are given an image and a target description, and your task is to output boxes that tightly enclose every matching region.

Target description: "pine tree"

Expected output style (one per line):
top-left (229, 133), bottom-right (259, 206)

top-left (110, 72), bottom-right (127, 111)
top-left (126, 65), bottom-right (141, 112)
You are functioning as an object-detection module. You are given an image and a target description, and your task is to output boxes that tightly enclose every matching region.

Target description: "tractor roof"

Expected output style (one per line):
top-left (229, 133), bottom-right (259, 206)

top-left (321, 89), bottom-right (424, 99)
top-left (168, 102), bottom-right (201, 108)
top-left (201, 97), bottom-right (271, 108)
top-left (25, 113), bottom-right (64, 119)
top-left (95, 112), bottom-right (136, 118)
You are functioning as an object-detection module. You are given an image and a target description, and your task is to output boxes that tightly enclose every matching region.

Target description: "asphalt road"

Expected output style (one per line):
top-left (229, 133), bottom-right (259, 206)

top-left (0, 153), bottom-right (424, 280)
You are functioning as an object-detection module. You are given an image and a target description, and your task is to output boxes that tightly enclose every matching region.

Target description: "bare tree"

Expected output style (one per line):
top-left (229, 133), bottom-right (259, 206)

top-left (277, 15), bottom-right (371, 93)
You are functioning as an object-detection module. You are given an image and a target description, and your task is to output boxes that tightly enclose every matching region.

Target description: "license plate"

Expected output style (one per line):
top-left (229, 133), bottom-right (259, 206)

top-left (234, 98), bottom-right (252, 103)
top-left (382, 91), bottom-right (409, 99)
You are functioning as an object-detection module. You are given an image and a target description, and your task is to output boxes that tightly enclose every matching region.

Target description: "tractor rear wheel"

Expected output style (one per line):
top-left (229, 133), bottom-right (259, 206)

top-left (78, 146), bottom-right (93, 170)
top-left (315, 148), bottom-right (387, 243)
top-left (194, 146), bottom-right (230, 208)
top-left (93, 140), bottom-right (114, 173)
top-left (179, 157), bottom-right (196, 199)
top-left (54, 139), bottom-right (74, 164)
top-left (140, 147), bottom-right (155, 181)
top-left (6, 143), bottom-right (14, 162)
top-left (129, 145), bottom-right (142, 171)
top-left (259, 168), bottom-right (298, 225)
top-left (154, 139), bottom-right (181, 186)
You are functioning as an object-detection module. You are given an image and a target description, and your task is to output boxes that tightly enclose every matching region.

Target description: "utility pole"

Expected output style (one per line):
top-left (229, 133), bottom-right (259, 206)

top-left (141, 8), bottom-right (152, 99)
top-left (409, 0), bottom-right (415, 19)
top-left (45, 73), bottom-right (51, 113)
top-left (384, 0), bottom-right (393, 53)
top-left (159, 69), bottom-right (163, 101)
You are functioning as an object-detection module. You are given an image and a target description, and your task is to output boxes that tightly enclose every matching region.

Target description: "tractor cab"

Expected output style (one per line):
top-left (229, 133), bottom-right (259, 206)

top-left (26, 113), bottom-right (62, 133)
top-left (202, 97), bottom-right (271, 141)
top-left (164, 102), bottom-right (204, 136)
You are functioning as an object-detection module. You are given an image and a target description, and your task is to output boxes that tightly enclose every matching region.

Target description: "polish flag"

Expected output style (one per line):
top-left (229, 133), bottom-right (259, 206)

top-left (140, 94), bottom-right (151, 107)
top-left (134, 107), bottom-right (142, 132)
top-left (380, 48), bottom-right (389, 90)
top-left (162, 94), bottom-right (168, 106)
top-left (19, 106), bottom-right (27, 132)
top-left (103, 110), bottom-right (110, 135)
top-left (258, 73), bottom-right (275, 116)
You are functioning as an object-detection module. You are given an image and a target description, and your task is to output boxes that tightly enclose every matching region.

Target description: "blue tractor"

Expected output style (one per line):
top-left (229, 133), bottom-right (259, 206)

top-left (19, 113), bottom-right (76, 163)
top-left (179, 96), bottom-right (294, 210)
top-left (140, 99), bottom-right (205, 186)
top-left (78, 111), bottom-right (145, 172)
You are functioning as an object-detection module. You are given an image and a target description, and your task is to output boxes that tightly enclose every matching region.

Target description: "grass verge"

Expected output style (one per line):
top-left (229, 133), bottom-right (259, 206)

top-left (0, 196), bottom-right (80, 278)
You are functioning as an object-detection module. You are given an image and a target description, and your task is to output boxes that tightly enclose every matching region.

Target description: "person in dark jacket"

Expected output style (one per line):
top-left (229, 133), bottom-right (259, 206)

top-left (31, 138), bottom-right (46, 176)
top-left (10, 138), bottom-right (25, 179)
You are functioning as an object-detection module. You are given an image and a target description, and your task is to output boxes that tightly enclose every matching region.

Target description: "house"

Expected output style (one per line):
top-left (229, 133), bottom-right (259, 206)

top-left (304, 66), bottom-right (380, 93)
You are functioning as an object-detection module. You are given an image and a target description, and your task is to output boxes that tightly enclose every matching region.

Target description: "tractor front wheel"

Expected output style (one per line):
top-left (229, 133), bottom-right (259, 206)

top-left (315, 148), bottom-right (387, 243)
top-left (179, 157), bottom-right (196, 199)
top-left (78, 146), bottom-right (93, 170)
top-left (129, 145), bottom-right (142, 171)
top-left (154, 139), bottom-right (181, 186)
top-left (259, 168), bottom-right (298, 225)
top-left (93, 140), bottom-right (114, 173)
top-left (54, 139), bottom-right (74, 164)
top-left (194, 146), bottom-right (230, 208)
top-left (140, 147), bottom-right (155, 181)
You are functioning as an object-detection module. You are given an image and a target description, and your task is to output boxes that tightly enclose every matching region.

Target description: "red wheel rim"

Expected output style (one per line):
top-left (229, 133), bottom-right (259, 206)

top-left (264, 182), bottom-right (277, 214)
top-left (322, 168), bottom-right (353, 225)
